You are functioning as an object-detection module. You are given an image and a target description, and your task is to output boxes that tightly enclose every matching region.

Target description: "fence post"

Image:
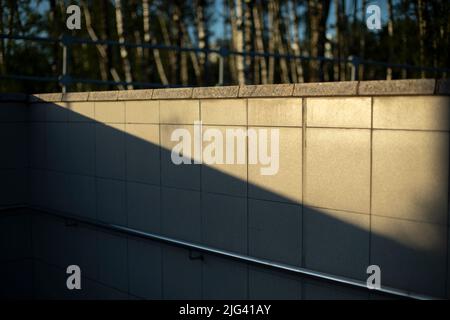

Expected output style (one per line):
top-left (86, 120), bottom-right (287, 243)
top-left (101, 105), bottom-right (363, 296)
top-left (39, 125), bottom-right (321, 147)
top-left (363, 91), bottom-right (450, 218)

top-left (60, 34), bottom-right (72, 93)
top-left (217, 47), bottom-right (228, 86)
top-left (348, 55), bottom-right (360, 81)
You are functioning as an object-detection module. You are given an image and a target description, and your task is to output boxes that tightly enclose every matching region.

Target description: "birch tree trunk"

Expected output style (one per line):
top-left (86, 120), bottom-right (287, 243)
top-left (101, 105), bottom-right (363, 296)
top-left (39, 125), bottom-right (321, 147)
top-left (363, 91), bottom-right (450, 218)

top-left (195, 0), bottom-right (208, 84)
top-left (308, 0), bottom-right (330, 81)
top-left (290, 0), bottom-right (304, 83)
top-left (416, 0), bottom-right (426, 78)
top-left (386, 0), bottom-right (394, 80)
top-left (267, 1), bottom-right (275, 83)
top-left (235, 0), bottom-right (245, 84)
top-left (253, 1), bottom-right (267, 84)
top-left (82, 0), bottom-right (124, 90)
top-left (274, 1), bottom-right (290, 83)
top-left (114, 0), bottom-right (133, 89)
top-left (142, 0), bottom-right (169, 85)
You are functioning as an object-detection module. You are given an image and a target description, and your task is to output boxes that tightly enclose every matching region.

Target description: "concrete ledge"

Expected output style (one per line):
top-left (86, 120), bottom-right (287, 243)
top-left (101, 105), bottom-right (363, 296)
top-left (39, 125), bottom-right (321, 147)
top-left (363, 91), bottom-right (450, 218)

top-left (358, 79), bottom-right (436, 96)
top-left (62, 92), bottom-right (90, 102)
top-left (29, 93), bottom-right (62, 103)
top-left (436, 79), bottom-right (450, 95)
top-left (0, 93), bottom-right (28, 102)
top-left (118, 89), bottom-right (153, 100)
top-left (89, 90), bottom-right (119, 101)
top-left (192, 86), bottom-right (239, 99)
top-left (293, 81), bottom-right (358, 96)
top-left (152, 88), bottom-right (193, 100)
top-left (239, 84), bottom-right (294, 97)
top-left (25, 79), bottom-right (449, 102)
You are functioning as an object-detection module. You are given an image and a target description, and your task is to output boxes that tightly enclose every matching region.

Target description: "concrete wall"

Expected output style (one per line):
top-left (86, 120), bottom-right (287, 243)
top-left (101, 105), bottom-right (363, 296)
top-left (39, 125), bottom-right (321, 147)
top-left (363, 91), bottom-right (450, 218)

top-left (1, 79), bottom-right (449, 299)
top-left (0, 95), bottom-right (28, 207)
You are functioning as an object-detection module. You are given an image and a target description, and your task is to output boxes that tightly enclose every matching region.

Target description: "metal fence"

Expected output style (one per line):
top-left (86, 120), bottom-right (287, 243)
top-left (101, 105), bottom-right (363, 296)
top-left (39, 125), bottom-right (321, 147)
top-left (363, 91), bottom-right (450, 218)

top-left (1, 33), bottom-right (449, 92)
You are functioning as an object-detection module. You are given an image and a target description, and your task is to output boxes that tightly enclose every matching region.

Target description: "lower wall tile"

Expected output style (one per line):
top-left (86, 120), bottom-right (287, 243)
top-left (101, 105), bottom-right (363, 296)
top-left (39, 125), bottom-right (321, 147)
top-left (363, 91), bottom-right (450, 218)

top-left (303, 207), bottom-right (370, 280)
top-left (97, 231), bottom-right (128, 293)
top-left (371, 215), bottom-right (448, 297)
top-left (0, 212), bottom-right (32, 261)
top-left (161, 187), bottom-right (201, 243)
top-left (97, 178), bottom-right (126, 226)
top-left (128, 238), bottom-right (162, 299)
top-left (162, 246), bottom-right (202, 299)
top-left (249, 199), bottom-right (302, 266)
top-left (0, 259), bottom-right (33, 299)
top-left (303, 279), bottom-right (369, 300)
top-left (203, 255), bottom-right (248, 299)
top-left (0, 169), bottom-right (26, 206)
top-left (249, 266), bottom-right (301, 300)
top-left (127, 182), bottom-right (161, 234)
top-left (202, 193), bottom-right (247, 254)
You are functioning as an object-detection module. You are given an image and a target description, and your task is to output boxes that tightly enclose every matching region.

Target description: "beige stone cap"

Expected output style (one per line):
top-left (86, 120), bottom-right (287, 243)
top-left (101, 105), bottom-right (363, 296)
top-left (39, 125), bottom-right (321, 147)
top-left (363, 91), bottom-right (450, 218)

top-left (3, 79), bottom-right (448, 103)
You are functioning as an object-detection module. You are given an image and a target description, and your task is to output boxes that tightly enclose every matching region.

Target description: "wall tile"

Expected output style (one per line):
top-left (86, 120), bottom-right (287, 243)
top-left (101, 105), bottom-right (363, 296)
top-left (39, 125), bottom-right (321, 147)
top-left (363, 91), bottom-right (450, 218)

top-left (307, 97), bottom-right (371, 128)
top-left (249, 199), bottom-right (302, 266)
top-left (98, 231), bottom-right (128, 292)
top-left (95, 123), bottom-right (126, 180)
top-left (162, 187), bottom-right (201, 242)
top-left (200, 99), bottom-right (246, 125)
top-left (125, 100), bottom-right (159, 124)
top-left (249, 266), bottom-right (302, 300)
top-left (248, 98), bottom-right (302, 127)
top-left (95, 101), bottom-right (125, 123)
top-left (249, 127), bottom-right (302, 204)
top-left (374, 96), bottom-right (450, 130)
top-left (371, 215), bottom-right (447, 297)
top-left (127, 182), bottom-right (161, 234)
top-left (97, 178), bottom-right (126, 226)
top-left (305, 128), bottom-right (371, 213)
top-left (162, 246), bottom-right (202, 299)
top-left (203, 255), bottom-right (248, 299)
top-left (126, 124), bottom-right (160, 184)
top-left (372, 130), bottom-right (449, 224)
top-left (67, 122), bottom-right (95, 176)
top-left (128, 238), bottom-right (162, 299)
top-left (160, 124), bottom-right (200, 190)
top-left (67, 102), bottom-right (95, 122)
top-left (202, 193), bottom-right (247, 253)
top-left (201, 125), bottom-right (247, 196)
top-left (303, 207), bottom-right (370, 280)
top-left (160, 100), bottom-right (199, 124)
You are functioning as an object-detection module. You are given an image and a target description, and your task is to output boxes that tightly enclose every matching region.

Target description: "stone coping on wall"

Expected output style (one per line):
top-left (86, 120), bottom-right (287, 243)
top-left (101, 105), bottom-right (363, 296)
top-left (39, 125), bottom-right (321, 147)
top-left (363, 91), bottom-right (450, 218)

top-left (1, 79), bottom-right (449, 102)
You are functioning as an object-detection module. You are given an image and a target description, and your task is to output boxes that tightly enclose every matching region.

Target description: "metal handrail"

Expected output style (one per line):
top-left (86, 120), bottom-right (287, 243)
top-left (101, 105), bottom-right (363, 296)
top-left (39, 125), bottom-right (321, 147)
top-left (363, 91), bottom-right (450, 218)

top-left (1, 205), bottom-right (436, 300)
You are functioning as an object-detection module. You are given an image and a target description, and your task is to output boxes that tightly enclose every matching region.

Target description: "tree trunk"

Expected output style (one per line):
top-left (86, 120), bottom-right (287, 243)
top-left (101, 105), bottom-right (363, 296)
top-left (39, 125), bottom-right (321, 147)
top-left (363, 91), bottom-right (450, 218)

top-left (81, 0), bottom-right (124, 90)
top-left (0, 0), bottom-right (5, 75)
top-left (114, 0), bottom-right (134, 89)
top-left (416, 0), bottom-right (426, 78)
top-left (244, 0), bottom-right (252, 83)
top-left (275, 1), bottom-right (290, 83)
top-left (267, 1), bottom-right (275, 83)
top-left (252, 1), bottom-right (267, 84)
top-left (142, 0), bottom-right (169, 85)
top-left (358, 0), bottom-right (367, 80)
top-left (290, 0), bottom-right (304, 83)
top-left (386, 0), bottom-right (395, 80)
top-left (230, 0), bottom-right (245, 85)
top-left (195, 0), bottom-right (209, 85)
top-left (308, 0), bottom-right (330, 82)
